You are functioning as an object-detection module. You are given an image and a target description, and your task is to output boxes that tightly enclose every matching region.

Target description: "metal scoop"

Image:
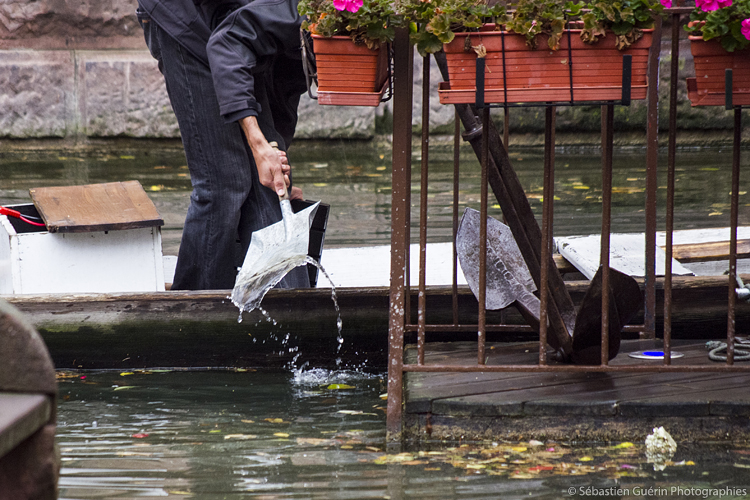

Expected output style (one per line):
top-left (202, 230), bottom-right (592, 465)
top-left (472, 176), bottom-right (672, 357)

top-left (456, 208), bottom-right (543, 328)
top-left (231, 147), bottom-right (320, 314)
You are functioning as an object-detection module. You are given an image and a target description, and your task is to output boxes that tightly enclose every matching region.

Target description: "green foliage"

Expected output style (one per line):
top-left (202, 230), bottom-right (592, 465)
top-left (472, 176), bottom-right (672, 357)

top-left (581, 0), bottom-right (663, 49)
top-left (399, 0), bottom-right (662, 55)
top-left (398, 0), bottom-right (508, 56)
top-left (298, 0), bottom-right (396, 48)
top-left (506, 0), bottom-right (584, 50)
top-left (686, 0), bottom-right (750, 52)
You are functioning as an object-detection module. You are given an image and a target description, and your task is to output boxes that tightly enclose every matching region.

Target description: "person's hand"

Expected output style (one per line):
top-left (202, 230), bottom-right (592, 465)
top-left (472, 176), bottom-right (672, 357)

top-left (240, 116), bottom-right (287, 197)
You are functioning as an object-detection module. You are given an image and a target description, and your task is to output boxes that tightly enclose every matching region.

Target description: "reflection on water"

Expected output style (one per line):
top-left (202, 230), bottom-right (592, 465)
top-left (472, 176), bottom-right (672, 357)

top-left (1, 144), bottom-right (749, 256)
top-left (57, 370), bottom-right (750, 499)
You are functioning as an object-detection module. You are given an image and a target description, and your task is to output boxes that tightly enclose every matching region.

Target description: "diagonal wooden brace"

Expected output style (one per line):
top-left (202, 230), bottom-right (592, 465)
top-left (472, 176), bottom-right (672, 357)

top-left (435, 52), bottom-right (575, 358)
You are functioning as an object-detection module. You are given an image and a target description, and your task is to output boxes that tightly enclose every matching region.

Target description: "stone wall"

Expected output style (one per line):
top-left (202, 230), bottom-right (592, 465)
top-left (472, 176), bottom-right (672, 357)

top-left (0, 0), bottom-right (388, 143)
top-left (0, 1), bottom-right (732, 147)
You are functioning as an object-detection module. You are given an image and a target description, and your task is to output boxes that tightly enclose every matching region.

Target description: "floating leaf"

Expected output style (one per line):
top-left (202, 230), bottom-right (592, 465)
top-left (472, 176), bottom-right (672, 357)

top-left (167, 491), bottom-right (191, 496)
top-left (511, 447), bottom-right (527, 453)
top-left (120, 372), bottom-right (134, 376)
top-left (579, 456), bottom-right (593, 462)
top-left (573, 185), bottom-right (591, 190)
top-left (274, 432), bottom-right (290, 438)
top-left (120, 155), bottom-right (136, 160)
top-left (264, 418), bottom-right (287, 424)
top-left (209, 429), bottom-right (221, 434)
top-left (326, 384), bottom-right (355, 390)
top-left (296, 437), bottom-right (330, 446)
top-left (614, 442), bottom-right (634, 449)
top-left (224, 434), bottom-right (256, 440)
top-left (113, 385), bottom-right (135, 391)
top-left (241, 419), bottom-right (255, 424)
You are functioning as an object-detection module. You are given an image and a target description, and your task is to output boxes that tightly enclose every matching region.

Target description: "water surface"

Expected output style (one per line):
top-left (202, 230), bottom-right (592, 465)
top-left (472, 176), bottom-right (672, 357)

top-left (57, 370), bottom-right (750, 499)
top-left (2, 143), bottom-right (749, 256)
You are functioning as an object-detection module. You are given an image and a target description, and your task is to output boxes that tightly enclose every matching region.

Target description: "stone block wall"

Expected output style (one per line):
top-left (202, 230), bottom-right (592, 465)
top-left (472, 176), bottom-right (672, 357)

top-left (0, 0), bottom-right (389, 142)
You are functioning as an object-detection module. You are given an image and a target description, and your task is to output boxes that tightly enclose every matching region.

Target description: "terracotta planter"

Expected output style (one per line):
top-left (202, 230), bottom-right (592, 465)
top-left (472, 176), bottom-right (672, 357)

top-left (687, 37), bottom-right (750, 106)
top-left (439, 28), bottom-right (652, 104)
top-left (312, 35), bottom-right (389, 106)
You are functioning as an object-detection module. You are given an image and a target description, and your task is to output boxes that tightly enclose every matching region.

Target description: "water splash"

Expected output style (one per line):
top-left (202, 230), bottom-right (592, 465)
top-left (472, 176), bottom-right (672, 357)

top-left (290, 364), bottom-right (380, 386)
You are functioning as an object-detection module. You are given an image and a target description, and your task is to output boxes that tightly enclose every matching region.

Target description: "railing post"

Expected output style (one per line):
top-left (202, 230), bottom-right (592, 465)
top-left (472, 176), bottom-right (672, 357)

top-left (386, 27), bottom-right (414, 442)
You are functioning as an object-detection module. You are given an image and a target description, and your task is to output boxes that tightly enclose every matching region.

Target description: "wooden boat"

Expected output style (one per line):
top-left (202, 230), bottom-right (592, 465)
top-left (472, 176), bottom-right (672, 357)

top-left (5, 226), bottom-right (750, 370)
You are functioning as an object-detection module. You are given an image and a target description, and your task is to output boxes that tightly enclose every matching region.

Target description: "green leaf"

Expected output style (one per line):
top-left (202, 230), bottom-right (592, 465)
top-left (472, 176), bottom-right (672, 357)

top-left (326, 384), bottom-right (355, 390)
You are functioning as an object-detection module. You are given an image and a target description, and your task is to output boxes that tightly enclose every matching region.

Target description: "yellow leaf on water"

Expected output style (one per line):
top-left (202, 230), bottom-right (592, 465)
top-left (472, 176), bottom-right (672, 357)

top-left (120, 372), bottom-right (134, 376)
top-left (511, 447), bottom-right (527, 453)
top-left (209, 430), bottom-right (221, 434)
top-left (340, 445), bottom-right (353, 449)
top-left (167, 491), bottom-right (192, 495)
top-left (224, 434), bottom-right (256, 440)
top-left (709, 212), bottom-right (723, 216)
top-left (113, 386), bottom-right (135, 391)
top-left (614, 442), bottom-right (634, 449)
top-left (297, 437), bottom-right (330, 446)
top-left (120, 155), bottom-right (136, 160)
top-left (264, 418), bottom-right (286, 424)
top-left (241, 419), bottom-right (255, 424)
top-left (376, 166), bottom-right (387, 171)
top-left (150, 185), bottom-right (163, 191)
top-left (274, 432), bottom-right (290, 438)
top-left (326, 384), bottom-right (355, 390)
top-left (579, 456), bottom-right (593, 462)
top-left (573, 185), bottom-right (590, 190)
top-left (313, 183), bottom-right (328, 187)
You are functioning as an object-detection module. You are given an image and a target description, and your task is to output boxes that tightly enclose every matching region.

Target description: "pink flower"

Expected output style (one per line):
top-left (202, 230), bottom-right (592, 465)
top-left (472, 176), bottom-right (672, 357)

top-left (695, 0), bottom-right (733, 12)
top-left (333, 0), bottom-right (363, 13)
top-left (660, 0), bottom-right (672, 8)
top-left (742, 18), bottom-right (750, 40)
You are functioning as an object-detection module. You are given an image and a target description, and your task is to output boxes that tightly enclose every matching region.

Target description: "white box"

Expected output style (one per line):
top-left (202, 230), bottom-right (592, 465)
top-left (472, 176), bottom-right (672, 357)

top-left (0, 204), bottom-right (165, 295)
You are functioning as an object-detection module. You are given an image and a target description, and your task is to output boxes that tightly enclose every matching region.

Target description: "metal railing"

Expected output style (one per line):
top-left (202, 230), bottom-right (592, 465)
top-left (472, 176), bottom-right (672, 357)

top-left (385, 6), bottom-right (750, 441)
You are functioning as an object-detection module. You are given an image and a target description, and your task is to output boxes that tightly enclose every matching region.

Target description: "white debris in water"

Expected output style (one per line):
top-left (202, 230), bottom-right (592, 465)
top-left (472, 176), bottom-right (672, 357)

top-left (645, 426), bottom-right (677, 471)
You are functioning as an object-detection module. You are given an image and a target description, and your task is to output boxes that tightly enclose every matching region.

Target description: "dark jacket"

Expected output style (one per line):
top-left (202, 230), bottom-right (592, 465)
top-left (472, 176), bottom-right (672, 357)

top-left (137, 0), bottom-right (306, 139)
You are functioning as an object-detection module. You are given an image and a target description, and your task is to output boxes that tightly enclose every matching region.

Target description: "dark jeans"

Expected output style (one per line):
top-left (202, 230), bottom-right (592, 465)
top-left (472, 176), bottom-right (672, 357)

top-left (138, 10), bottom-right (309, 290)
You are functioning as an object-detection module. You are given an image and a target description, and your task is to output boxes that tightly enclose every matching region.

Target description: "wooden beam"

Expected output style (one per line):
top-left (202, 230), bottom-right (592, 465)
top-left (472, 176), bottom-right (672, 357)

top-left (0, 393), bottom-right (50, 460)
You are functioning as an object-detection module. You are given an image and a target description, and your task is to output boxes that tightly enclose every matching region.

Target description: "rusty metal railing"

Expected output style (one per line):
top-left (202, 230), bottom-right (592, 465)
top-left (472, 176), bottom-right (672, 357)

top-left (386, 6), bottom-right (750, 441)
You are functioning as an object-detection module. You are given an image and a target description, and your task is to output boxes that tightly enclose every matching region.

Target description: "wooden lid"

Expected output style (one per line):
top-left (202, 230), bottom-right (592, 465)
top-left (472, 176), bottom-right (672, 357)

top-left (29, 181), bottom-right (164, 233)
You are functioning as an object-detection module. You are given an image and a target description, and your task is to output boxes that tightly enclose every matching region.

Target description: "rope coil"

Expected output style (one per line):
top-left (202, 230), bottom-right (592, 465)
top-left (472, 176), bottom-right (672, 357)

top-left (706, 340), bottom-right (750, 362)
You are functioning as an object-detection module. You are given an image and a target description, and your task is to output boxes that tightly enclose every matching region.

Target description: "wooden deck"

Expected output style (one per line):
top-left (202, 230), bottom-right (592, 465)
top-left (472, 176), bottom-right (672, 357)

top-left (404, 339), bottom-right (750, 444)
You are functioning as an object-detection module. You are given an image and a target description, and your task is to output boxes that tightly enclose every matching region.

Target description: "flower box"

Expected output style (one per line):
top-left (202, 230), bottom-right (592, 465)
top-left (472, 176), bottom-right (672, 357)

top-left (687, 37), bottom-right (750, 107)
top-left (312, 35), bottom-right (389, 106)
top-left (439, 28), bottom-right (652, 105)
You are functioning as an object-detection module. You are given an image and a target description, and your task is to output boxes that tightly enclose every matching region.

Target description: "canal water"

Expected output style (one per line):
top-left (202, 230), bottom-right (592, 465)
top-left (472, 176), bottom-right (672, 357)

top-left (57, 369), bottom-right (750, 499)
top-left (1, 142), bottom-right (748, 257)
top-left (2, 142), bottom-right (750, 497)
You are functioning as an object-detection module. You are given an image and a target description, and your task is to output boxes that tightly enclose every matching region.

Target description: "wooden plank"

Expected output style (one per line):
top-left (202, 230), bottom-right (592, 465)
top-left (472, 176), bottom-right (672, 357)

top-left (0, 393), bottom-right (50, 460)
top-left (30, 181), bottom-right (163, 233)
top-left (667, 239), bottom-right (750, 263)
